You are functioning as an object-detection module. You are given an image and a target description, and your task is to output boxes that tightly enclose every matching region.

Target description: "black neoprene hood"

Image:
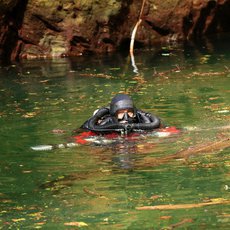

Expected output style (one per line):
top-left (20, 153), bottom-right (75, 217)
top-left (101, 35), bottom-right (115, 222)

top-left (110, 94), bottom-right (135, 115)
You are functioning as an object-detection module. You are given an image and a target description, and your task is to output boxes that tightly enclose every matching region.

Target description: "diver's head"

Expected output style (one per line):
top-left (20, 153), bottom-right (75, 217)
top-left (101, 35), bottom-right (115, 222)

top-left (110, 94), bottom-right (136, 123)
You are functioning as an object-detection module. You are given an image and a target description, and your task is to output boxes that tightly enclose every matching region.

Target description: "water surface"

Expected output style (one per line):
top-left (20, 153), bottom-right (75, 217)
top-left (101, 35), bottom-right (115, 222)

top-left (0, 36), bottom-right (229, 229)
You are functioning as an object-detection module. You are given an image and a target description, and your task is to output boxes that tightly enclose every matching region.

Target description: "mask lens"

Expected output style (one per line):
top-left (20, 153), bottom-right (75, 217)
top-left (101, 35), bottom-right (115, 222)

top-left (117, 112), bottom-right (125, 120)
top-left (117, 110), bottom-right (134, 120)
top-left (127, 111), bottom-right (134, 118)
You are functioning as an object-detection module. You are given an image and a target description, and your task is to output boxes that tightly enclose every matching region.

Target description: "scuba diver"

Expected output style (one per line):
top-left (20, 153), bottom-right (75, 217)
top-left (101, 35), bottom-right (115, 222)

top-left (81, 94), bottom-right (162, 135)
top-left (31, 94), bottom-right (180, 151)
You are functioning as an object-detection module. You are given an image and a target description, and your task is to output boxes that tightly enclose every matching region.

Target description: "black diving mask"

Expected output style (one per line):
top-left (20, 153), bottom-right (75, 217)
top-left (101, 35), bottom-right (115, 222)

top-left (117, 110), bottom-right (135, 124)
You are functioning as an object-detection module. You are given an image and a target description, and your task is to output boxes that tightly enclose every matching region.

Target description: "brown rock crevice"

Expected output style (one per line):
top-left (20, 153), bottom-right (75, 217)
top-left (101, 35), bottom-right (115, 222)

top-left (184, 0), bottom-right (230, 39)
top-left (0, 0), bottom-right (28, 64)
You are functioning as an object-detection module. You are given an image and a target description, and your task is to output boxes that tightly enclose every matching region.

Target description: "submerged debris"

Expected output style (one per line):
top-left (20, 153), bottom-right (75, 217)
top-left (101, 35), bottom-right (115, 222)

top-left (137, 137), bottom-right (230, 168)
top-left (136, 198), bottom-right (230, 210)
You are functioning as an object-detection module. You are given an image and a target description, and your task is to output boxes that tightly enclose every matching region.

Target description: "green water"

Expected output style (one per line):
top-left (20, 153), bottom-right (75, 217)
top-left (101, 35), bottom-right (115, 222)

top-left (0, 36), bottom-right (229, 229)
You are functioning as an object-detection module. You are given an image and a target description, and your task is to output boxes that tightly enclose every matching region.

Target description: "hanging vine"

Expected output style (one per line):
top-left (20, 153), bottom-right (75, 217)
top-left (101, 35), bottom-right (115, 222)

top-left (130, 0), bottom-right (146, 55)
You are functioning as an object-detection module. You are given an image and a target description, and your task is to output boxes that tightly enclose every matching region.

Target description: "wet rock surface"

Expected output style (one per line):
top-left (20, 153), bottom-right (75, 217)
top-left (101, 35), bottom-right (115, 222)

top-left (0, 0), bottom-right (229, 62)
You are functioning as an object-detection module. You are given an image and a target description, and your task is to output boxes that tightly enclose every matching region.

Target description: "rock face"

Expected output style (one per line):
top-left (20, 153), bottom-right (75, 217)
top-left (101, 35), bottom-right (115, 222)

top-left (0, 0), bottom-right (229, 62)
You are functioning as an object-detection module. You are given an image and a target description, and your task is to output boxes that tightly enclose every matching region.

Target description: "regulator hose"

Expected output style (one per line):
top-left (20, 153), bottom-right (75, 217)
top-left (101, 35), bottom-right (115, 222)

top-left (132, 112), bottom-right (161, 130)
top-left (87, 108), bottom-right (125, 133)
top-left (86, 108), bottom-right (161, 133)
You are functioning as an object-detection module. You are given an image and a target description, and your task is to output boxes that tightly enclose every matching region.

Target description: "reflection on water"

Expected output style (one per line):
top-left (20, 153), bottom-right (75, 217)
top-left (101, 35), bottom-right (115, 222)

top-left (0, 35), bottom-right (229, 229)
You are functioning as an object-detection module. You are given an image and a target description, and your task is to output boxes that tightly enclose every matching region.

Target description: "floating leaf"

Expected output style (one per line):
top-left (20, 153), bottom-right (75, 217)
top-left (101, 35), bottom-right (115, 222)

top-left (160, 216), bottom-right (172, 220)
top-left (40, 80), bottom-right (49, 83)
top-left (109, 67), bottom-right (120, 70)
top-left (150, 195), bottom-right (163, 200)
top-left (0, 199), bottom-right (12, 203)
top-left (161, 53), bottom-right (170, 56)
top-left (64, 222), bottom-right (88, 227)
top-left (51, 129), bottom-right (66, 134)
top-left (22, 170), bottom-right (32, 174)
top-left (12, 218), bottom-right (26, 222)
top-left (22, 112), bottom-right (37, 118)
top-left (217, 110), bottom-right (229, 114)
top-left (28, 212), bottom-right (44, 220)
